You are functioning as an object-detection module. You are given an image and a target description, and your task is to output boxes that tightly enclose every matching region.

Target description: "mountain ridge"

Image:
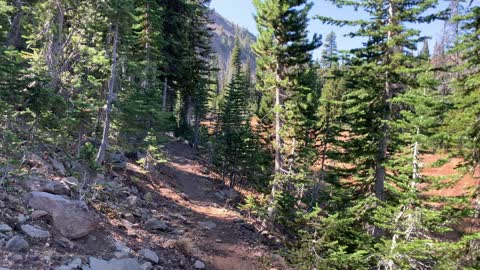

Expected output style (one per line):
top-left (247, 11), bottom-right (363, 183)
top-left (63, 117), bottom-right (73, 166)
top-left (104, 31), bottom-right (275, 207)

top-left (209, 9), bottom-right (256, 89)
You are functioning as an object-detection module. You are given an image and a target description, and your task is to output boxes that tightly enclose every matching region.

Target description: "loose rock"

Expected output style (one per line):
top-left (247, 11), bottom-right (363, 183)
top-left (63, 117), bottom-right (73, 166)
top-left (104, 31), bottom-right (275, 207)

top-left (21, 224), bottom-right (50, 238)
top-left (31, 210), bottom-right (49, 219)
top-left (114, 251), bottom-right (130, 259)
top-left (49, 157), bottom-right (67, 176)
top-left (139, 249), bottom-right (159, 264)
top-left (26, 192), bottom-right (97, 239)
top-left (127, 195), bottom-right (138, 206)
top-left (144, 218), bottom-right (169, 231)
top-left (89, 257), bottom-right (142, 270)
top-left (5, 235), bottom-right (29, 252)
top-left (17, 214), bottom-right (28, 224)
top-left (115, 241), bottom-right (132, 253)
top-left (0, 224), bottom-right (12, 232)
top-left (26, 153), bottom-right (52, 173)
top-left (9, 254), bottom-right (23, 262)
top-left (141, 262), bottom-right (152, 270)
top-left (54, 258), bottom-right (82, 270)
top-left (198, 221), bottom-right (216, 230)
top-left (25, 176), bottom-right (70, 196)
top-left (194, 260), bottom-right (206, 269)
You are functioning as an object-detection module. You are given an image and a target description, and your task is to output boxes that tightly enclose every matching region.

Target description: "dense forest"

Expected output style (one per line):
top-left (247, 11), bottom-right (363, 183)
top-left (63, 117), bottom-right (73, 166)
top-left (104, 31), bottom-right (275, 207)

top-left (0, 0), bottom-right (479, 269)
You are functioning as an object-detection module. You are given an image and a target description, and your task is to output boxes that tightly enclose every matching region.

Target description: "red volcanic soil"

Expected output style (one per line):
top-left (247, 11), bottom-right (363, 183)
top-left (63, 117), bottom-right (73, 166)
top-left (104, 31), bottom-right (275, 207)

top-left (420, 153), bottom-right (479, 197)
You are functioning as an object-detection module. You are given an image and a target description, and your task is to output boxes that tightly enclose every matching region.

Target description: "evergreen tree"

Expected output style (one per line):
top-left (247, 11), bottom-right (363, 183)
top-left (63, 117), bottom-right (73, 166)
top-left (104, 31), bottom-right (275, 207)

top-left (447, 5), bottom-right (480, 222)
top-left (96, 0), bottom-right (134, 164)
top-left (320, 31), bottom-right (338, 68)
top-left (448, 6), bottom-right (480, 167)
top-left (252, 0), bottom-right (321, 216)
top-left (215, 37), bottom-right (252, 187)
top-left (419, 39), bottom-right (430, 60)
top-left (292, 0), bottom-right (470, 268)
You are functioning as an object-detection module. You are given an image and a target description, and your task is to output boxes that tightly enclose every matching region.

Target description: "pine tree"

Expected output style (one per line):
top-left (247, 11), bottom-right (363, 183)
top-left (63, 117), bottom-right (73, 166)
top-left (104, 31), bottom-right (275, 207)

top-left (447, 5), bottom-right (480, 223)
top-left (116, 0), bottom-right (175, 154)
top-left (419, 39), bottom-right (430, 60)
top-left (215, 37), bottom-right (252, 187)
top-left (320, 31), bottom-right (338, 68)
top-left (96, 0), bottom-right (134, 164)
top-left (293, 0), bottom-right (467, 267)
top-left (252, 0), bottom-right (321, 216)
top-left (448, 5), bottom-right (480, 167)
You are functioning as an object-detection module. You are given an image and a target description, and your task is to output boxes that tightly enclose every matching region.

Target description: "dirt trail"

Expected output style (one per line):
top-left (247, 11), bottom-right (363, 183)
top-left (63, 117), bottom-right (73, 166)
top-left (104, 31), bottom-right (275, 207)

top-left (157, 141), bottom-right (275, 270)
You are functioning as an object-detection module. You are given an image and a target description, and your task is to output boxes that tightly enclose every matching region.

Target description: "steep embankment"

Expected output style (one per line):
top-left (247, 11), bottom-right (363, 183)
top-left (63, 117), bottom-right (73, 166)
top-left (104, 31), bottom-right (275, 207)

top-left (0, 139), bottom-right (286, 270)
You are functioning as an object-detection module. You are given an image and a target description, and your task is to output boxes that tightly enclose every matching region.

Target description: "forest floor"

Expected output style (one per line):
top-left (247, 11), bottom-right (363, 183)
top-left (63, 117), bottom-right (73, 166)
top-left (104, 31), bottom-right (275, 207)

top-left (0, 139), bottom-right (286, 270)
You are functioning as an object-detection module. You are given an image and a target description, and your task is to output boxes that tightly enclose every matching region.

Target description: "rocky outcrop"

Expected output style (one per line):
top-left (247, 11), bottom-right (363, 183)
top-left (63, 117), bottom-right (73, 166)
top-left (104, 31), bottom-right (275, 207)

top-left (26, 192), bottom-right (97, 239)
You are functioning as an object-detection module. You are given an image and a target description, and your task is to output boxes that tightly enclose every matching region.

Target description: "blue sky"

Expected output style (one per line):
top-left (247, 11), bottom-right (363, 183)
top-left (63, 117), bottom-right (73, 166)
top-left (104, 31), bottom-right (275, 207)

top-left (210, 0), bottom-right (450, 59)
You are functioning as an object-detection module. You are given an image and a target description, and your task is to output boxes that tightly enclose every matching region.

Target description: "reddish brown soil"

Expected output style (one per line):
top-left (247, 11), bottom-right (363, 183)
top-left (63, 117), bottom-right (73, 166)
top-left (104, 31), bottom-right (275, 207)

top-left (420, 153), bottom-right (479, 197)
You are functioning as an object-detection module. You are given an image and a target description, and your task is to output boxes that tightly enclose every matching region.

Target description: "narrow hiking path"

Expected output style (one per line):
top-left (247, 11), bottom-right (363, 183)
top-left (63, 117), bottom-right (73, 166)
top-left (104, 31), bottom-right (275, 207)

top-left (0, 139), bottom-right (286, 270)
top-left (154, 141), bottom-right (283, 270)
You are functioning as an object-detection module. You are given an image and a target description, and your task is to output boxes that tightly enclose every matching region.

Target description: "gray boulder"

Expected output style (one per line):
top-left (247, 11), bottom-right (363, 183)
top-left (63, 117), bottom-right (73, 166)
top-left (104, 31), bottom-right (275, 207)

top-left (0, 224), bottom-right (12, 233)
top-left (144, 218), bottom-right (169, 231)
top-left (54, 258), bottom-right (82, 270)
top-left (194, 260), bottom-right (206, 269)
top-left (141, 262), bottom-right (152, 270)
top-left (26, 153), bottom-right (52, 173)
top-left (49, 157), bottom-right (67, 176)
top-left (21, 224), bottom-right (50, 238)
top-left (139, 249), bottom-right (159, 264)
top-left (26, 192), bottom-right (97, 239)
top-left (5, 235), bottom-right (29, 252)
top-left (25, 176), bottom-right (70, 195)
top-left (31, 210), bottom-right (49, 219)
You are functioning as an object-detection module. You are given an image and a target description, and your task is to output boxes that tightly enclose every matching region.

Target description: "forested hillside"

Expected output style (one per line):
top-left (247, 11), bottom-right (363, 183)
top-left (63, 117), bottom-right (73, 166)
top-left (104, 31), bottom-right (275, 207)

top-left (0, 0), bottom-right (479, 270)
top-left (209, 10), bottom-right (256, 90)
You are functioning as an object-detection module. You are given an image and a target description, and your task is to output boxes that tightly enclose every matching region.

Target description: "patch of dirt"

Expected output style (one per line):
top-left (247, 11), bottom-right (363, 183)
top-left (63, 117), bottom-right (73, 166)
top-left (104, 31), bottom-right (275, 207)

top-left (420, 153), bottom-right (479, 197)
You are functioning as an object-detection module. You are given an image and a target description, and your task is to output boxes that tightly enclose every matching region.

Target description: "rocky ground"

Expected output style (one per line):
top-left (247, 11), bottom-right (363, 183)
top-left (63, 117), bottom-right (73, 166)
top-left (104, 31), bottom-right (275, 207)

top-left (0, 139), bottom-right (287, 270)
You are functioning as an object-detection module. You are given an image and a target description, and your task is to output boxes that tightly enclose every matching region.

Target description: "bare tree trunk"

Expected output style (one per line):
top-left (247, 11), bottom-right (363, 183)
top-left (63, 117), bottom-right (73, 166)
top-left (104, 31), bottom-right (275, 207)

top-left (272, 83), bottom-right (283, 195)
top-left (141, 1), bottom-right (150, 90)
top-left (46, 0), bottom-right (65, 92)
top-left (183, 95), bottom-right (193, 127)
top-left (412, 127), bottom-right (420, 185)
top-left (162, 77), bottom-right (168, 111)
top-left (193, 113), bottom-right (200, 149)
top-left (96, 23), bottom-right (119, 164)
top-left (269, 73), bottom-right (284, 217)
